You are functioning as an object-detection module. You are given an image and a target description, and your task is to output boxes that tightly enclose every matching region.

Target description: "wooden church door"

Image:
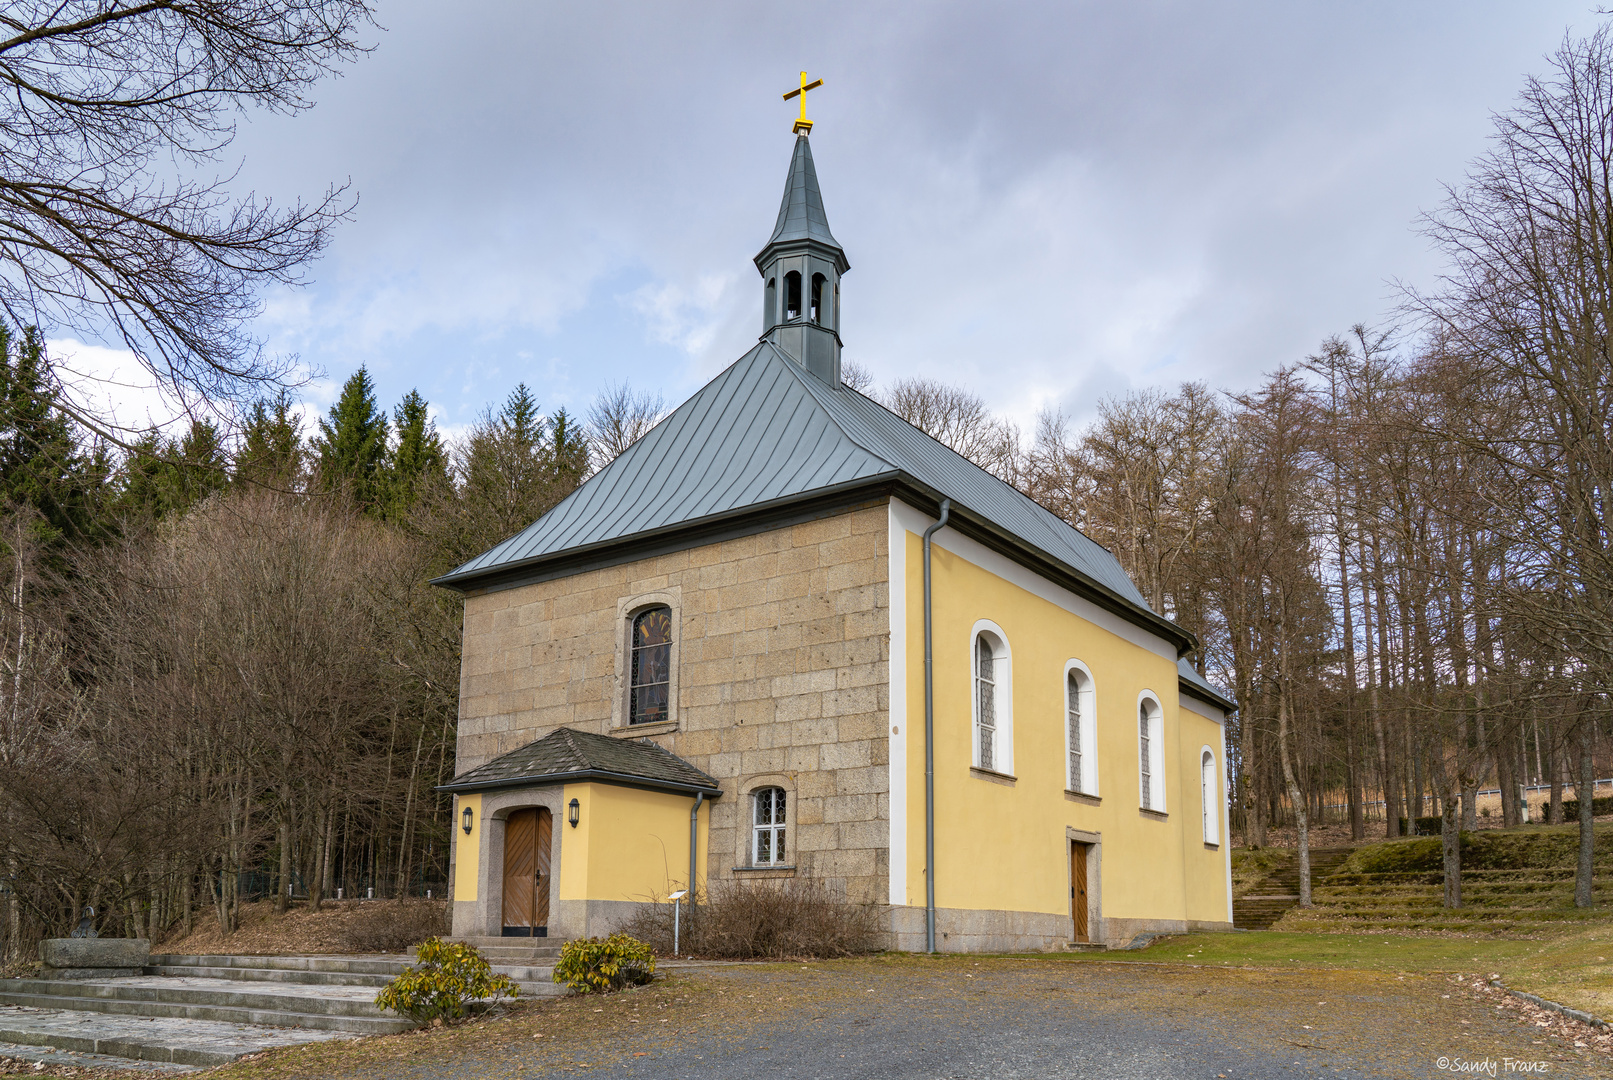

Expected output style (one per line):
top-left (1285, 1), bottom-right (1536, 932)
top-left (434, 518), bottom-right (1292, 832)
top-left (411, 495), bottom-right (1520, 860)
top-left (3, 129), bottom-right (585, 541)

top-left (1070, 841), bottom-right (1089, 943)
top-left (502, 807), bottom-right (552, 937)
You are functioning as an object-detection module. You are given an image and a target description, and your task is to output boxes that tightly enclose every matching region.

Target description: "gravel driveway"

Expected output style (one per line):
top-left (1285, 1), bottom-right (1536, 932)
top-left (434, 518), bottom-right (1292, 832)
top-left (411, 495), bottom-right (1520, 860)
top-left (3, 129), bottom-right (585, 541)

top-left (247, 956), bottom-right (1603, 1080)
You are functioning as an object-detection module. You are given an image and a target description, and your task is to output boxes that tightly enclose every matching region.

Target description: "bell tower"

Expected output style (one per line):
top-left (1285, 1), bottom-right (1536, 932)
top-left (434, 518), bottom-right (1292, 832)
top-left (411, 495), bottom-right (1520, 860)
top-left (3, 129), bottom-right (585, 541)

top-left (756, 121), bottom-right (848, 385)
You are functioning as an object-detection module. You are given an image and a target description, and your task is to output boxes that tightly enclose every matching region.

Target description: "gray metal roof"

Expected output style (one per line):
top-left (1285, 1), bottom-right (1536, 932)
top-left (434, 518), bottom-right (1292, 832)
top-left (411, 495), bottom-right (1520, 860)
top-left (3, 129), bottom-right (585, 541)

top-left (436, 344), bottom-right (1185, 649)
top-left (760, 134), bottom-right (843, 255)
top-left (1178, 659), bottom-right (1236, 714)
top-left (437, 727), bottom-right (722, 796)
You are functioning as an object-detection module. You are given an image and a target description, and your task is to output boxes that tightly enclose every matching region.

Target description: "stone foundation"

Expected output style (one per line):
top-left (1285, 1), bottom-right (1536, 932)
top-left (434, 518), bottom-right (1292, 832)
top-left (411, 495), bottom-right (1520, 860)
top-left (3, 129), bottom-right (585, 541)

top-left (887, 907), bottom-right (1234, 952)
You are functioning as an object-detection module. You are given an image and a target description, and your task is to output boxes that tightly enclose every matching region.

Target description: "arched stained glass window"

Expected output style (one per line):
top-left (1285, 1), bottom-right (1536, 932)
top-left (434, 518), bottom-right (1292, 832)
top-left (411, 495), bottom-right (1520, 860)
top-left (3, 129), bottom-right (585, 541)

top-left (629, 607), bottom-right (672, 725)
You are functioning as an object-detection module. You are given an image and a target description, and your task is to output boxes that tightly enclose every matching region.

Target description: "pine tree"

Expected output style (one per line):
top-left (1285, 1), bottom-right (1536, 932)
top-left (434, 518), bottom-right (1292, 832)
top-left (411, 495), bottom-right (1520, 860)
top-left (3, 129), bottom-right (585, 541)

top-left (237, 390), bottom-right (305, 489)
top-left (313, 368), bottom-right (389, 510)
top-left (116, 421), bottom-right (227, 521)
top-left (0, 322), bottom-right (102, 547)
top-left (547, 407), bottom-right (589, 491)
top-left (387, 389), bottom-right (447, 519)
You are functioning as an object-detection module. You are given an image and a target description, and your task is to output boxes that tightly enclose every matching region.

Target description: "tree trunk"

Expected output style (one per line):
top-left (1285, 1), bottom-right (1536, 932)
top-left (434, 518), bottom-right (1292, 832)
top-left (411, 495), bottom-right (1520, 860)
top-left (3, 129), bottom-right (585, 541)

top-left (1576, 720), bottom-right (1595, 909)
top-left (276, 816), bottom-right (291, 914)
top-left (1440, 777), bottom-right (1462, 908)
top-left (1276, 608), bottom-right (1311, 907)
top-left (1548, 718), bottom-right (1565, 825)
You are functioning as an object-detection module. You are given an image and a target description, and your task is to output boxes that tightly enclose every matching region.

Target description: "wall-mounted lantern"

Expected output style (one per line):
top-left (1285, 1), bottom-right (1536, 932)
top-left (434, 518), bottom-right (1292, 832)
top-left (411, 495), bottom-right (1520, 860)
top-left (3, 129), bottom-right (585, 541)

top-left (568, 798), bottom-right (581, 829)
top-left (461, 805), bottom-right (474, 835)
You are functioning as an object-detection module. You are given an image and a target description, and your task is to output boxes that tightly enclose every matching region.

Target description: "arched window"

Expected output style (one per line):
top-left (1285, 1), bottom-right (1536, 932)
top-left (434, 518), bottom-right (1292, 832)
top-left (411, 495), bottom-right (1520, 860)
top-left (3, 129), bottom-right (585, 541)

top-left (971, 624), bottom-right (1011, 773)
top-left (1138, 694), bottom-right (1164, 811)
top-left (1065, 663), bottom-right (1096, 794)
top-left (1138, 707), bottom-right (1151, 808)
top-left (1201, 749), bottom-right (1219, 844)
top-left (753, 787), bottom-right (786, 865)
top-left (810, 273), bottom-right (827, 323)
top-left (629, 607), bottom-right (672, 725)
top-left (784, 271), bottom-right (802, 320)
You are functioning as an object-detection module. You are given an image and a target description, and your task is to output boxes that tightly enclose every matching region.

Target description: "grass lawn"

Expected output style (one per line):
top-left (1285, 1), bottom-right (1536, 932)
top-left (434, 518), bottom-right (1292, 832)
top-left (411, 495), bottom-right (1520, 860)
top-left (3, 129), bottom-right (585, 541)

top-left (1056, 924), bottom-right (1613, 1017)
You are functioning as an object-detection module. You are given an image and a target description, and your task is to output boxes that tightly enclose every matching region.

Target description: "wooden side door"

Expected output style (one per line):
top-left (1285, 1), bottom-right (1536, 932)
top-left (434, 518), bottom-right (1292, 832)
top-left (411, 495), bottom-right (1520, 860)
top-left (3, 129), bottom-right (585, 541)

top-left (532, 807), bottom-right (552, 934)
top-left (1070, 841), bottom-right (1089, 943)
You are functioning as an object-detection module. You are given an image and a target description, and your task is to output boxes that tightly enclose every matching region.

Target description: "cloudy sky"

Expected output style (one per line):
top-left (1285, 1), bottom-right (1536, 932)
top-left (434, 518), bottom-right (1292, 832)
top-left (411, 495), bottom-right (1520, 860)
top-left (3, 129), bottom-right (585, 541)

top-left (52, 1), bottom-right (1602, 437)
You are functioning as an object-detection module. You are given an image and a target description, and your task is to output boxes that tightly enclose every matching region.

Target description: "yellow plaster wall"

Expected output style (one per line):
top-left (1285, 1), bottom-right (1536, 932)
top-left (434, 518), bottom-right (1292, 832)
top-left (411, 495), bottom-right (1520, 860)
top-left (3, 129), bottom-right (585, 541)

top-left (452, 794), bottom-right (481, 903)
top-left (903, 531), bottom-right (1226, 924)
top-left (558, 783), bottom-right (711, 903)
top-left (1176, 708), bottom-right (1231, 923)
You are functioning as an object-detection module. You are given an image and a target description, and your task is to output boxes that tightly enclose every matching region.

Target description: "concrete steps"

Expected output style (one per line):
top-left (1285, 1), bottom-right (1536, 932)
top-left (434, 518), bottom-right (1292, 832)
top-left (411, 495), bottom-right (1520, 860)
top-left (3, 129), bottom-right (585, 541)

top-left (0, 975), bottom-right (413, 1034)
top-left (155, 952), bottom-right (569, 1000)
top-left (1233, 848), bottom-right (1355, 930)
top-left (0, 1001), bottom-right (361, 1068)
top-left (0, 947), bottom-right (569, 1069)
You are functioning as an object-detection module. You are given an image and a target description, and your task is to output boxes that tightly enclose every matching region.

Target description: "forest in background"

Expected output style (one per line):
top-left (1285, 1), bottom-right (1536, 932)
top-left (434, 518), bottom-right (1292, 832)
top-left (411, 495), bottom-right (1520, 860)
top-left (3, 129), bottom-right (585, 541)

top-left (3, 17), bottom-right (1613, 963)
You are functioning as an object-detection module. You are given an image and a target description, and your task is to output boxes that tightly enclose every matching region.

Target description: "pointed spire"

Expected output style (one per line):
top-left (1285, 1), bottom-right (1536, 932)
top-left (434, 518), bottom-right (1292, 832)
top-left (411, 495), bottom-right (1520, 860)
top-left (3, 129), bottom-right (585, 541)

top-left (764, 134), bottom-right (844, 255)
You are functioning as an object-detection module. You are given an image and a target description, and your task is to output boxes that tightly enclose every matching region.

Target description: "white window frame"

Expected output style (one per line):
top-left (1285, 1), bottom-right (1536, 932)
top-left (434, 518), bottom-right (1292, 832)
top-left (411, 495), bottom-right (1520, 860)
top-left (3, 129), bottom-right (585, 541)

top-left (752, 787), bottom-right (787, 866)
top-left (1137, 691), bottom-right (1165, 812)
top-left (1201, 747), bottom-right (1220, 844)
top-left (1064, 660), bottom-right (1098, 795)
top-left (969, 620), bottom-right (1013, 775)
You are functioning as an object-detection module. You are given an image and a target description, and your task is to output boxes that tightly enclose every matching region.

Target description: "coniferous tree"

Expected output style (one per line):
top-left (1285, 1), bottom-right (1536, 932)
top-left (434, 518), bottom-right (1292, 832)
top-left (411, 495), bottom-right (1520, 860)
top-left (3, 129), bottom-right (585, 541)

top-left (116, 421), bottom-right (228, 522)
top-left (237, 391), bottom-right (305, 489)
top-left (387, 390), bottom-right (447, 520)
top-left (313, 368), bottom-right (389, 511)
top-left (0, 322), bottom-right (103, 548)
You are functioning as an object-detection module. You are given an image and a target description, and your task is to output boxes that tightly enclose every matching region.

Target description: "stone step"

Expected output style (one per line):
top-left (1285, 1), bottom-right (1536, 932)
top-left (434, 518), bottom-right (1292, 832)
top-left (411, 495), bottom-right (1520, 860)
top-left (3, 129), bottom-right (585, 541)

top-left (0, 1004), bottom-right (357, 1068)
top-left (146, 964), bottom-right (398, 988)
top-left (0, 978), bottom-right (412, 1035)
top-left (150, 953), bottom-right (413, 977)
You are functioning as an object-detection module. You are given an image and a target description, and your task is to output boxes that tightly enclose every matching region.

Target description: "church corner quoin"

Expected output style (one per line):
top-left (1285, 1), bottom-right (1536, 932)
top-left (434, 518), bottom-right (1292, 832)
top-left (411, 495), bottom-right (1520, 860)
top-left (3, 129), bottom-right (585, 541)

top-left (433, 131), bottom-right (1234, 952)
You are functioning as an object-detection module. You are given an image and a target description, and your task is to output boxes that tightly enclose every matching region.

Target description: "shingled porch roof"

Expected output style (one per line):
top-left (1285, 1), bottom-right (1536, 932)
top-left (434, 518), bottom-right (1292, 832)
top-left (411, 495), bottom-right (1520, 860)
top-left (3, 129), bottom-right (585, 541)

top-left (436, 727), bottom-right (723, 798)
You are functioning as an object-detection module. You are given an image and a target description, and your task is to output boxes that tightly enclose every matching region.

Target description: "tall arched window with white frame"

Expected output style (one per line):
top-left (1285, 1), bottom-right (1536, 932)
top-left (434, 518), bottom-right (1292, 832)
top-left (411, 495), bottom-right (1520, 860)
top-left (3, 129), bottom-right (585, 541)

top-left (1064, 662), bottom-right (1096, 794)
top-left (971, 624), bottom-right (1012, 774)
top-left (1201, 749), bottom-right (1219, 844)
top-left (1138, 694), bottom-right (1165, 812)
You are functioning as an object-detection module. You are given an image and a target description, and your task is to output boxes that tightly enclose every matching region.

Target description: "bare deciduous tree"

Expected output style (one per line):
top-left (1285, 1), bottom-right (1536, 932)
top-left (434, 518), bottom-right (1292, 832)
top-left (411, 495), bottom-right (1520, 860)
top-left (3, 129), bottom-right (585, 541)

top-left (0, 1), bottom-right (374, 422)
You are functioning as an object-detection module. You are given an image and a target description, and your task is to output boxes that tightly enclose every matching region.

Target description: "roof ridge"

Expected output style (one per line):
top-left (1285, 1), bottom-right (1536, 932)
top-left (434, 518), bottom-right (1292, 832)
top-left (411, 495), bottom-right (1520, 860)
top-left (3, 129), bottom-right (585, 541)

top-left (761, 342), bottom-right (901, 474)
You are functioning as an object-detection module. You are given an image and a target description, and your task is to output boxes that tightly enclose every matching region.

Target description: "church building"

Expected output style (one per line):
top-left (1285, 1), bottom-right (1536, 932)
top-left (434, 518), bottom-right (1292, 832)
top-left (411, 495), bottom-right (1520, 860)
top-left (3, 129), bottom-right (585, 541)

top-left (435, 113), bottom-right (1235, 952)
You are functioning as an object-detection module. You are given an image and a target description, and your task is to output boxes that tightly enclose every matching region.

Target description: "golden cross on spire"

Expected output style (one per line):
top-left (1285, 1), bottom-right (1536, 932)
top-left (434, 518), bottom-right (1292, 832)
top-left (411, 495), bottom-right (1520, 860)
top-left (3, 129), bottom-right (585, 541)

top-left (782, 71), bottom-right (823, 135)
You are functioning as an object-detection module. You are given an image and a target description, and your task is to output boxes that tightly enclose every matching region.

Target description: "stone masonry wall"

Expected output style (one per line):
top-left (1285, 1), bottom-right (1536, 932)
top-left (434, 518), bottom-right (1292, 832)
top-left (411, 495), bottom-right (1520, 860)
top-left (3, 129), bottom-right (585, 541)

top-left (455, 501), bottom-right (890, 904)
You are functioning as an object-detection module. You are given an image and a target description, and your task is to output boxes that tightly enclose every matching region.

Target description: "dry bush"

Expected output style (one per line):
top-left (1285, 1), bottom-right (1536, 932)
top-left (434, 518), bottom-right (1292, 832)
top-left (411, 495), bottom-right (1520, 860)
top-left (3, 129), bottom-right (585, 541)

top-left (337, 900), bottom-right (450, 953)
top-left (623, 879), bottom-right (883, 960)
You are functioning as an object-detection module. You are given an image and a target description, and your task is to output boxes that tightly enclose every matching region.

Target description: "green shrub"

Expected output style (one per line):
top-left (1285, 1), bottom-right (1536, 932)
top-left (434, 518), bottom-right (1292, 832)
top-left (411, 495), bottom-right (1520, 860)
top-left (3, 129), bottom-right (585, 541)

top-left (374, 937), bottom-right (517, 1023)
top-left (1562, 796), bottom-right (1613, 819)
top-left (552, 933), bottom-right (656, 994)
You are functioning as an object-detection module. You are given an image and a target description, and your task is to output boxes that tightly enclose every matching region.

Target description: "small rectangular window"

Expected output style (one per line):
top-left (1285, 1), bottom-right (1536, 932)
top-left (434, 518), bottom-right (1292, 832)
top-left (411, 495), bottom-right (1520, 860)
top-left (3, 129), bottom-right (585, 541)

top-left (753, 788), bottom-right (787, 865)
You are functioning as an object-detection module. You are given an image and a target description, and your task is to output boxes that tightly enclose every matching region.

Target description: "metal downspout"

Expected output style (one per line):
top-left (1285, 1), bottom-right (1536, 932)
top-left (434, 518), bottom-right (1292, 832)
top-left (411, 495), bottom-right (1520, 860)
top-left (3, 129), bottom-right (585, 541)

top-left (689, 792), bottom-right (705, 900)
top-left (922, 499), bottom-right (951, 954)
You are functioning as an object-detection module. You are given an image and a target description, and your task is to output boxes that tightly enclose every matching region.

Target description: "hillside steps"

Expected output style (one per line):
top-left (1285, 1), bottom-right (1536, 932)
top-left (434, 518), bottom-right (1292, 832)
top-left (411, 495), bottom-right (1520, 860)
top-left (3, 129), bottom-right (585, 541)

top-left (0, 949), bottom-right (566, 1070)
top-left (1271, 828), bottom-right (1613, 933)
top-left (1233, 847), bottom-right (1355, 930)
